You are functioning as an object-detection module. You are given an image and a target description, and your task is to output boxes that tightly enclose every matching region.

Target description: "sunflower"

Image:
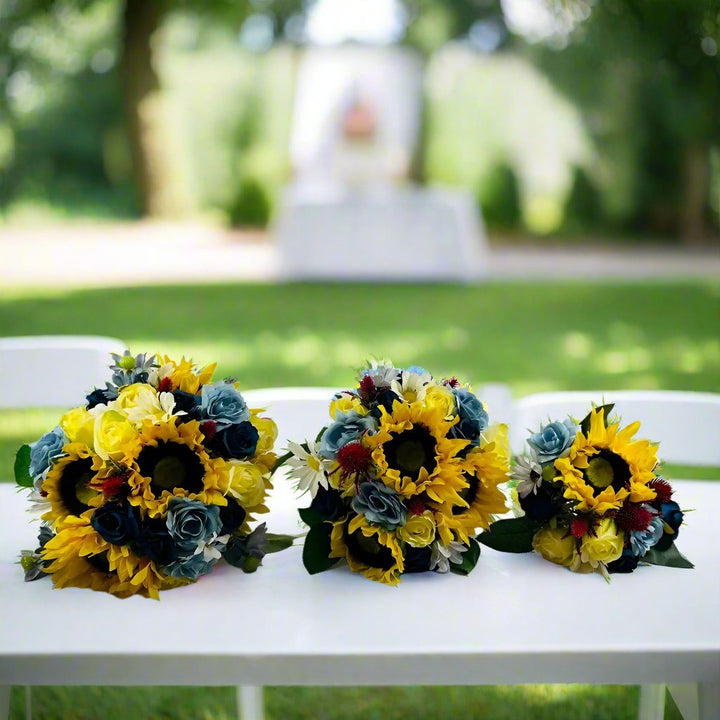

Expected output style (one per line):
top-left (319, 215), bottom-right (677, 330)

top-left (127, 419), bottom-right (227, 517)
top-left (41, 443), bottom-right (101, 527)
top-left (156, 355), bottom-right (217, 394)
top-left (439, 432), bottom-right (510, 544)
top-left (329, 514), bottom-right (405, 585)
top-left (41, 516), bottom-right (165, 599)
top-left (363, 400), bottom-right (468, 505)
top-left (554, 408), bottom-right (658, 515)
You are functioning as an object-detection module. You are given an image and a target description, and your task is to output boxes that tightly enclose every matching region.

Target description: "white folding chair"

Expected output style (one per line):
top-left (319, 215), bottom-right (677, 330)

top-left (0, 335), bottom-right (128, 720)
top-left (513, 389), bottom-right (720, 720)
top-left (0, 335), bottom-right (129, 410)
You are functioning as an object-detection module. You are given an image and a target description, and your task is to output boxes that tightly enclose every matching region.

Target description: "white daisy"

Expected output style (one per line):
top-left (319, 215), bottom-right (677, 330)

top-left (430, 540), bottom-right (467, 573)
top-left (513, 453), bottom-right (543, 498)
top-left (286, 440), bottom-right (330, 497)
top-left (391, 369), bottom-right (432, 404)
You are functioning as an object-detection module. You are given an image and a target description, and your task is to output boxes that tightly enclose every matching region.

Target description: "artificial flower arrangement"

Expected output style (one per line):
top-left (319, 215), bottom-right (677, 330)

top-left (282, 360), bottom-right (510, 585)
top-left (478, 403), bottom-right (693, 580)
top-left (15, 351), bottom-right (291, 599)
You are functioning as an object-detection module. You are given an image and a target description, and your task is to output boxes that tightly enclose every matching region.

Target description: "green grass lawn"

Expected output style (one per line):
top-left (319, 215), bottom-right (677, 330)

top-left (1, 279), bottom-right (715, 720)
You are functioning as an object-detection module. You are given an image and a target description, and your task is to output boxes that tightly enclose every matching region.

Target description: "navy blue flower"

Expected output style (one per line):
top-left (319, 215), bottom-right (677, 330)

top-left (201, 383), bottom-right (250, 428)
top-left (351, 482), bottom-right (407, 530)
top-left (310, 485), bottom-right (346, 521)
top-left (371, 390), bottom-right (401, 418)
top-left (527, 419), bottom-right (577, 465)
top-left (403, 546), bottom-right (432, 573)
top-left (135, 518), bottom-right (179, 566)
top-left (653, 501), bottom-right (684, 552)
top-left (172, 390), bottom-right (202, 421)
top-left (86, 384), bottom-right (118, 409)
top-left (219, 498), bottom-right (247, 534)
top-left (519, 484), bottom-right (559, 522)
top-left (217, 421), bottom-right (259, 459)
top-left (29, 426), bottom-right (67, 478)
top-left (448, 388), bottom-right (488, 447)
top-left (607, 547), bottom-right (641, 574)
top-left (91, 501), bottom-right (139, 546)
top-left (319, 410), bottom-right (377, 459)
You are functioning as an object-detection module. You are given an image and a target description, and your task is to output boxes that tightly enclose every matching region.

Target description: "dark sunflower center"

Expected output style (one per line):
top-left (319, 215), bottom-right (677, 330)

top-left (85, 552), bottom-right (112, 575)
top-left (383, 425), bottom-right (436, 480)
top-left (453, 472), bottom-right (479, 515)
top-left (583, 450), bottom-right (631, 493)
top-left (59, 457), bottom-right (96, 516)
top-left (137, 441), bottom-right (205, 496)
top-left (344, 524), bottom-right (395, 571)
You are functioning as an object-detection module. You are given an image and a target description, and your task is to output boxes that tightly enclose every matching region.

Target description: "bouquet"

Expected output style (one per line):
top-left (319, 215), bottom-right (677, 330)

top-left (479, 403), bottom-right (693, 580)
top-left (15, 351), bottom-right (287, 599)
top-left (283, 360), bottom-right (510, 585)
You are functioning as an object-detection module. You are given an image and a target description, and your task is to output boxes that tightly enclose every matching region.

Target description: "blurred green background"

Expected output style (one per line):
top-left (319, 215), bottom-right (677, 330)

top-left (1, 0), bottom-right (719, 243)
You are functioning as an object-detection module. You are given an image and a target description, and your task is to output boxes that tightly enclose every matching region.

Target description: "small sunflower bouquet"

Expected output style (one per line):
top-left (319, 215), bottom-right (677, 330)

top-left (15, 351), bottom-right (288, 599)
top-left (283, 361), bottom-right (510, 585)
top-left (479, 403), bottom-right (693, 580)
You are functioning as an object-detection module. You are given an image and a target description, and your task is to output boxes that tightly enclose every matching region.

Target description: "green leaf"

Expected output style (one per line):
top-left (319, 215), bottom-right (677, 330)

top-left (643, 543), bottom-right (694, 569)
top-left (302, 523), bottom-right (338, 574)
top-left (264, 533), bottom-right (296, 554)
top-left (14, 445), bottom-right (33, 488)
top-left (298, 506), bottom-right (324, 528)
top-left (580, 403), bottom-right (614, 434)
top-left (315, 426), bottom-right (327, 443)
top-left (271, 450), bottom-right (293, 475)
top-left (477, 517), bottom-right (538, 553)
top-left (450, 538), bottom-right (481, 576)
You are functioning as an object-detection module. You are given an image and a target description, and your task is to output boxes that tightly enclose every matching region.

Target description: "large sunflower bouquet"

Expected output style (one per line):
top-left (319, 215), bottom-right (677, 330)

top-left (479, 403), bottom-right (693, 580)
top-left (15, 351), bottom-right (286, 599)
top-left (283, 361), bottom-right (509, 585)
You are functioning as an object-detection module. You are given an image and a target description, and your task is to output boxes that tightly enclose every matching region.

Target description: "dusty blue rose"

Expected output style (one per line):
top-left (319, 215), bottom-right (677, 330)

top-left (319, 410), bottom-right (377, 459)
top-left (201, 383), bottom-right (250, 428)
top-left (29, 426), bottom-right (67, 478)
top-left (351, 482), bottom-right (407, 530)
top-left (527, 418), bottom-right (577, 464)
top-left (629, 514), bottom-right (664, 556)
top-left (163, 552), bottom-right (218, 580)
top-left (448, 388), bottom-right (488, 447)
top-left (165, 498), bottom-right (223, 554)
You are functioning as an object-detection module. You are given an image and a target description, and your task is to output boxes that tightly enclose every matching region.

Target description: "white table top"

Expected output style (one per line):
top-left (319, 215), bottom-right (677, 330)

top-left (1, 477), bottom-right (718, 688)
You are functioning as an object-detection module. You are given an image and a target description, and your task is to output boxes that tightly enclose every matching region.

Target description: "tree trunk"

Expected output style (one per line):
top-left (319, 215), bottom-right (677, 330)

top-left (120, 0), bottom-right (188, 217)
top-left (679, 140), bottom-right (712, 245)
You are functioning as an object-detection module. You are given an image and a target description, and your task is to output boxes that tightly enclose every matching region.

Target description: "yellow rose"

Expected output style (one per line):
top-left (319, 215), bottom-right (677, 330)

top-left (532, 523), bottom-right (577, 567)
top-left (227, 460), bottom-right (266, 508)
top-left (60, 407), bottom-right (96, 447)
top-left (397, 511), bottom-right (436, 547)
top-left (250, 413), bottom-right (278, 454)
top-left (116, 384), bottom-right (175, 426)
top-left (481, 422), bottom-right (511, 463)
top-left (579, 518), bottom-right (624, 567)
top-left (329, 395), bottom-right (368, 419)
top-left (423, 385), bottom-right (455, 418)
top-left (93, 410), bottom-right (139, 461)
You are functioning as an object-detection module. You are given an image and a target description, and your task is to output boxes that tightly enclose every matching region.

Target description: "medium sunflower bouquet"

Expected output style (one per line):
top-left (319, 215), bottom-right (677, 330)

top-left (16, 351), bottom-right (288, 599)
top-left (283, 360), bottom-right (510, 585)
top-left (479, 403), bottom-right (693, 580)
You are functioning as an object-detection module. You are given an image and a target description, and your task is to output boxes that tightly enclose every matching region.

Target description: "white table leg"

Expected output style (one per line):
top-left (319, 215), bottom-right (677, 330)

top-left (638, 683), bottom-right (665, 720)
top-left (698, 679), bottom-right (720, 720)
top-left (236, 685), bottom-right (264, 720)
top-left (0, 686), bottom-right (10, 720)
top-left (668, 684), bottom-right (698, 720)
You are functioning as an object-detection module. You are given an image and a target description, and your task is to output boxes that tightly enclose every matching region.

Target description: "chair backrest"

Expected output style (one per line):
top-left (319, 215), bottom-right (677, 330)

top-left (511, 390), bottom-right (720, 466)
top-left (0, 336), bottom-right (128, 409)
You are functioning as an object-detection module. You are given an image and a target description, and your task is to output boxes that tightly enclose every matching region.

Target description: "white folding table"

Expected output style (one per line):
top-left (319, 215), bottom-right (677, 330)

top-left (1, 477), bottom-right (718, 719)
